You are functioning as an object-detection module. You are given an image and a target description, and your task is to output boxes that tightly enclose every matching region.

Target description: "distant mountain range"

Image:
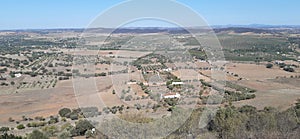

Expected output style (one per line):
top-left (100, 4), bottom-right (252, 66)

top-left (2, 24), bottom-right (300, 34)
top-left (212, 24), bottom-right (300, 29)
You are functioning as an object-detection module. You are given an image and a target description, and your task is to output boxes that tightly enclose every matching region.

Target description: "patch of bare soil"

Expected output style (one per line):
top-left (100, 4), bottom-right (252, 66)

top-left (0, 80), bottom-right (77, 123)
top-left (234, 89), bottom-right (300, 110)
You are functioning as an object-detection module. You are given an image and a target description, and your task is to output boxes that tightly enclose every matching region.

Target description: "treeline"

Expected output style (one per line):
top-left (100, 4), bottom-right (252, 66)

top-left (200, 80), bottom-right (256, 103)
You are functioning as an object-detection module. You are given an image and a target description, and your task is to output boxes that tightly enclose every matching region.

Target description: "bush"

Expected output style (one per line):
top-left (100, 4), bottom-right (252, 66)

top-left (34, 116), bottom-right (45, 121)
top-left (239, 105), bottom-right (257, 115)
top-left (283, 67), bottom-right (294, 72)
top-left (16, 124), bottom-right (25, 130)
top-left (57, 131), bottom-right (72, 139)
top-left (85, 130), bottom-right (94, 138)
top-left (61, 122), bottom-right (73, 131)
top-left (58, 108), bottom-right (71, 117)
top-left (125, 95), bottom-right (133, 101)
top-left (8, 117), bottom-right (14, 122)
top-left (27, 130), bottom-right (48, 139)
top-left (0, 133), bottom-right (23, 139)
top-left (0, 127), bottom-right (9, 133)
top-left (266, 63), bottom-right (273, 68)
top-left (69, 113), bottom-right (78, 120)
top-left (134, 104), bottom-right (142, 110)
top-left (95, 72), bottom-right (106, 77)
top-left (71, 120), bottom-right (94, 136)
top-left (42, 125), bottom-right (58, 137)
top-left (224, 90), bottom-right (255, 102)
top-left (26, 122), bottom-right (47, 127)
top-left (48, 116), bottom-right (59, 124)
top-left (110, 106), bottom-right (119, 114)
top-left (103, 107), bottom-right (110, 114)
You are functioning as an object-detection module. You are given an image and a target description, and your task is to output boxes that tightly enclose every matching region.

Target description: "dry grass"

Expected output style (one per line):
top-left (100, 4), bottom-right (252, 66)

top-left (226, 63), bottom-right (297, 80)
top-left (233, 89), bottom-right (300, 110)
top-left (0, 80), bottom-right (77, 123)
top-left (118, 112), bottom-right (154, 123)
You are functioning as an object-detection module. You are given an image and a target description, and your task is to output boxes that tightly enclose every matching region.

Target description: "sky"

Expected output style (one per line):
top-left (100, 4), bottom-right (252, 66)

top-left (0, 0), bottom-right (299, 30)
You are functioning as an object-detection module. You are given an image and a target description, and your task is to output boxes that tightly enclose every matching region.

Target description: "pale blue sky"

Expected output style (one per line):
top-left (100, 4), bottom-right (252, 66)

top-left (0, 0), bottom-right (299, 29)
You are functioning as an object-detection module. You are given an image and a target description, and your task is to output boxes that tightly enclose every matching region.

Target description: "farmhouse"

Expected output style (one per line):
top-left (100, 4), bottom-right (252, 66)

top-left (143, 82), bottom-right (149, 86)
top-left (161, 68), bottom-right (172, 72)
top-left (275, 60), bottom-right (284, 65)
top-left (172, 82), bottom-right (184, 85)
top-left (127, 81), bottom-right (137, 85)
top-left (162, 92), bottom-right (181, 99)
top-left (14, 73), bottom-right (22, 78)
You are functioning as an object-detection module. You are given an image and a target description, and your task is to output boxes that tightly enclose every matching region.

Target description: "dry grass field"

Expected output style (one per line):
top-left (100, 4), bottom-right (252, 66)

top-left (226, 63), bottom-right (297, 80)
top-left (234, 88), bottom-right (300, 110)
top-left (0, 80), bottom-right (77, 123)
top-left (222, 62), bottom-right (300, 110)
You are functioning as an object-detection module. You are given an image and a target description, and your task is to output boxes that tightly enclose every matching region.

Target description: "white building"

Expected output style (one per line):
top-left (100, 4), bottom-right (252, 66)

top-left (127, 81), bottom-right (137, 85)
top-left (162, 68), bottom-right (172, 72)
top-left (275, 60), bottom-right (284, 65)
top-left (162, 93), bottom-right (181, 99)
top-left (14, 73), bottom-right (22, 78)
top-left (172, 82), bottom-right (184, 85)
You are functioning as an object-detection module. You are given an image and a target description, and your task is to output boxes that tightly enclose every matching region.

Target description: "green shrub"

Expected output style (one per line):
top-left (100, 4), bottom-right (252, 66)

top-left (57, 131), bottom-right (72, 139)
top-left (42, 125), bottom-right (58, 137)
top-left (71, 120), bottom-right (94, 136)
top-left (283, 67), bottom-right (294, 72)
top-left (16, 124), bottom-right (25, 130)
top-left (125, 95), bottom-right (133, 101)
top-left (85, 130), bottom-right (94, 138)
top-left (27, 122), bottom-right (47, 127)
top-left (27, 130), bottom-right (48, 139)
top-left (0, 127), bottom-right (9, 133)
top-left (58, 108), bottom-right (71, 117)
top-left (266, 63), bottom-right (273, 68)
top-left (48, 116), bottom-right (59, 124)
top-left (69, 113), bottom-right (78, 120)
top-left (0, 133), bottom-right (23, 139)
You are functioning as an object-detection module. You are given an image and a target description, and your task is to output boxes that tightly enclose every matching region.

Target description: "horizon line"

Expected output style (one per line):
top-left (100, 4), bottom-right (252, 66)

top-left (1, 24), bottom-right (300, 31)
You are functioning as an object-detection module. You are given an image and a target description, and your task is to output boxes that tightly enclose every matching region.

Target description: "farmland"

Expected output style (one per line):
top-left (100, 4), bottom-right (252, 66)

top-left (0, 27), bottom-right (299, 138)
